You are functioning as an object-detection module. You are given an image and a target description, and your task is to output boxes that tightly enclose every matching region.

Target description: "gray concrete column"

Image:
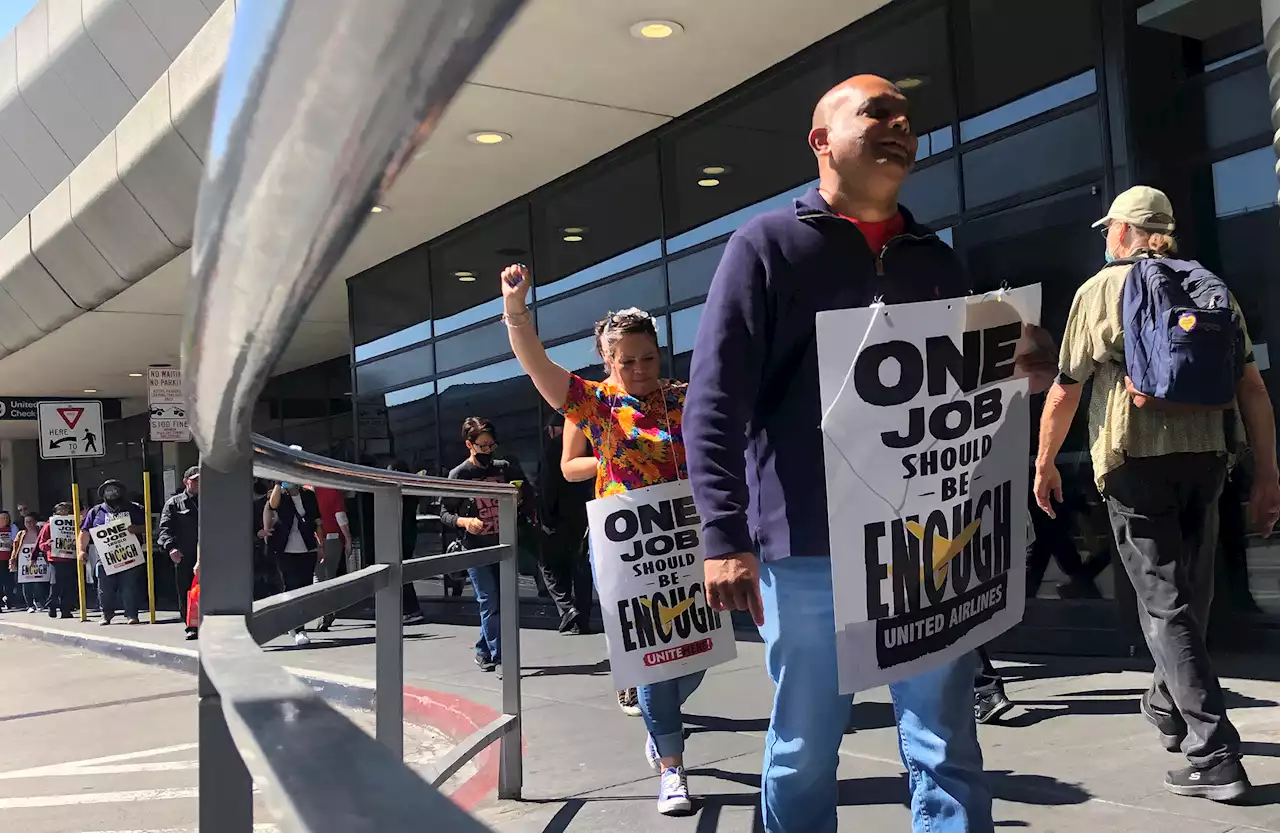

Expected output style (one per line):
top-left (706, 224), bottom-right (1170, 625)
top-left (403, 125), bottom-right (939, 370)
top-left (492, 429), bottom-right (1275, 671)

top-left (0, 439), bottom-right (40, 511)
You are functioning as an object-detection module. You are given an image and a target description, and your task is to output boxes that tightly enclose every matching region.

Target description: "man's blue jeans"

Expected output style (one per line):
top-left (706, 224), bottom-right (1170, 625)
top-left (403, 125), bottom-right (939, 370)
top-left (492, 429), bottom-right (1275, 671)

top-left (467, 563), bottom-right (501, 661)
top-left (758, 556), bottom-right (991, 833)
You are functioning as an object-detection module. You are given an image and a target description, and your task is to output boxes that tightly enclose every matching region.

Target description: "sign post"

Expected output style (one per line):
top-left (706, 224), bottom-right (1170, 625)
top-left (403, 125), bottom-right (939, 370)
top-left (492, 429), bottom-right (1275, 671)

top-left (148, 367), bottom-right (190, 442)
top-left (37, 401), bottom-right (105, 461)
top-left (144, 471), bottom-right (156, 624)
top-left (71, 477), bottom-right (86, 622)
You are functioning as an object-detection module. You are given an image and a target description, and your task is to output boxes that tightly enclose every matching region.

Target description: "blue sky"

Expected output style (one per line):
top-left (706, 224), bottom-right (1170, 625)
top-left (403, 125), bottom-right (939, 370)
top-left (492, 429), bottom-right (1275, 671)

top-left (0, 0), bottom-right (34, 40)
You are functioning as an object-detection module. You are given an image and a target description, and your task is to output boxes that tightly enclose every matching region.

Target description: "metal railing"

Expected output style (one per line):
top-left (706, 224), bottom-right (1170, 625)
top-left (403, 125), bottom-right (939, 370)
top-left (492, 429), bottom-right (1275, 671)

top-left (197, 436), bottom-right (521, 832)
top-left (183, 1), bottom-right (528, 829)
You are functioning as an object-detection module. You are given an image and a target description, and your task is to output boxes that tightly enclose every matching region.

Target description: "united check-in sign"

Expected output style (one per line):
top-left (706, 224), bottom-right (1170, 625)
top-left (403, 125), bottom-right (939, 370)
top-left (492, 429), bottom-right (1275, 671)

top-left (38, 401), bottom-right (105, 460)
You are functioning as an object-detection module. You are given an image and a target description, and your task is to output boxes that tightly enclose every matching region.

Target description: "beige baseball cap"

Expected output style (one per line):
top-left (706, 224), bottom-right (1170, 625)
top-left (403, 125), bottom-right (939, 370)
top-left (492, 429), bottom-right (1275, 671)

top-left (1092, 186), bottom-right (1176, 232)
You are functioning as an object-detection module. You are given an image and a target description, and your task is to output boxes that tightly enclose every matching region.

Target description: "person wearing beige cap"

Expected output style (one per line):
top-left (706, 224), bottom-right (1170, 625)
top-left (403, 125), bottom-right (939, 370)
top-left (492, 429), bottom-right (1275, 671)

top-left (1034, 185), bottom-right (1280, 803)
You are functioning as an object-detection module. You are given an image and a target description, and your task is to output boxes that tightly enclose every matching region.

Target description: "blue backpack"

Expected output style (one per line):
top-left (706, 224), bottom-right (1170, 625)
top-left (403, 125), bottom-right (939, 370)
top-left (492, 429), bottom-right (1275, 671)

top-left (1120, 256), bottom-right (1243, 409)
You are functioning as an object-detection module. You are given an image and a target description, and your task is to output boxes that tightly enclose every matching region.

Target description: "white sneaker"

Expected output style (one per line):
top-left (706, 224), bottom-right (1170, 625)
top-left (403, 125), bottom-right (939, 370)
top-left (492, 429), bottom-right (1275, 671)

top-left (644, 735), bottom-right (662, 774)
top-left (617, 687), bottom-right (641, 717)
top-left (656, 767), bottom-right (691, 815)
top-left (293, 631), bottom-right (311, 647)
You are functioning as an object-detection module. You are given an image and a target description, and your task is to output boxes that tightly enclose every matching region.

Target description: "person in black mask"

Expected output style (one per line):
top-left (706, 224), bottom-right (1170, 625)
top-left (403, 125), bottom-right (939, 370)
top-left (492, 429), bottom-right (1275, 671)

top-left (79, 480), bottom-right (147, 625)
top-left (438, 417), bottom-right (536, 672)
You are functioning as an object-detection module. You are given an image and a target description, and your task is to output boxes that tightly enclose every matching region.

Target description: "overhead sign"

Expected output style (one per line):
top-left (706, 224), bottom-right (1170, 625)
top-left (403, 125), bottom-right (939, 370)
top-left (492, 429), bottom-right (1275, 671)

top-left (38, 401), bottom-right (105, 460)
top-left (148, 367), bottom-right (190, 442)
top-left (0, 397), bottom-right (121, 421)
top-left (817, 286), bottom-right (1040, 693)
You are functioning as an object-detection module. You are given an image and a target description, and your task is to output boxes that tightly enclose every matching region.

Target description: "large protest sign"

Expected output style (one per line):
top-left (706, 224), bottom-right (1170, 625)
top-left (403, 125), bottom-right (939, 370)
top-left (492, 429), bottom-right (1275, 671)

top-left (587, 479), bottom-right (736, 688)
top-left (16, 542), bottom-right (48, 583)
top-left (817, 286), bottom-right (1040, 693)
top-left (49, 515), bottom-right (77, 559)
top-left (90, 515), bottom-right (146, 576)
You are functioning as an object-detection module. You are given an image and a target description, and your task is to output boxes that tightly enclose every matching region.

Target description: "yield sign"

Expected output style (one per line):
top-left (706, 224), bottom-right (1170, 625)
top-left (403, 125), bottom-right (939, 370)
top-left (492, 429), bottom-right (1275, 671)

top-left (57, 407), bottom-right (84, 429)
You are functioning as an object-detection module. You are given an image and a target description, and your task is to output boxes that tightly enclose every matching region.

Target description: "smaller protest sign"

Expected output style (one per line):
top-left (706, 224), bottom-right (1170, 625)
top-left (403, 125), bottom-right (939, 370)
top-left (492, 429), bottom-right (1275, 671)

top-left (49, 515), bottom-right (77, 559)
top-left (90, 516), bottom-right (145, 576)
top-left (587, 479), bottom-right (736, 688)
top-left (16, 543), bottom-right (48, 583)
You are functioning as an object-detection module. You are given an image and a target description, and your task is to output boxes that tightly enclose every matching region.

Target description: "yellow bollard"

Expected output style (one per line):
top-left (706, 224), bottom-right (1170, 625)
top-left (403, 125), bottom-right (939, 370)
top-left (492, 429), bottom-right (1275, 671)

top-left (71, 483), bottom-right (86, 622)
top-left (144, 471), bottom-right (156, 625)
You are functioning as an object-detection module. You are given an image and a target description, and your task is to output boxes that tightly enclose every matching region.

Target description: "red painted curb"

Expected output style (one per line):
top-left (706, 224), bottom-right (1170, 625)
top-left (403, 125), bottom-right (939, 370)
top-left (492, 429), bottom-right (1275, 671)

top-left (403, 685), bottom-right (510, 811)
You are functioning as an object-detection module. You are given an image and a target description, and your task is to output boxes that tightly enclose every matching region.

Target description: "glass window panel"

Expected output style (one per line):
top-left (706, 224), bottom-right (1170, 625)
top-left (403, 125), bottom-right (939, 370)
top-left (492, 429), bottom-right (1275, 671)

top-left (386, 394), bottom-right (439, 476)
top-left (534, 150), bottom-right (663, 293)
top-left (665, 179), bottom-right (816, 255)
top-left (547, 336), bottom-right (604, 378)
top-left (960, 71), bottom-right (1096, 142)
top-left (434, 319), bottom-right (511, 374)
top-left (431, 204), bottom-right (533, 336)
top-left (953, 184), bottom-right (1104, 342)
top-left (1204, 64), bottom-right (1270, 151)
top-left (962, 106), bottom-right (1103, 209)
top-left (1213, 147), bottom-right (1277, 218)
top-left (348, 242), bottom-right (431, 350)
top-left (961, 0), bottom-right (1095, 119)
top-left (1202, 20), bottom-right (1263, 69)
top-left (536, 265), bottom-right (667, 343)
top-left (661, 58), bottom-right (836, 241)
top-left (385, 379), bottom-right (435, 409)
top-left (354, 344), bottom-right (434, 394)
top-left (668, 242), bottom-right (726, 304)
top-left (1216, 205), bottom-right (1277, 347)
top-left (915, 127), bottom-right (954, 162)
top-left (354, 322), bottom-right (431, 363)
top-left (436, 362), bottom-right (542, 486)
top-left (900, 157), bottom-right (959, 226)
top-left (672, 304), bottom-right (705, 356)
top-left (535, 242), bottom-right (662, 301)
top-left (937, 227), bottom-right (954, 246)
top-left (836, 4), bottom-right (954, 135)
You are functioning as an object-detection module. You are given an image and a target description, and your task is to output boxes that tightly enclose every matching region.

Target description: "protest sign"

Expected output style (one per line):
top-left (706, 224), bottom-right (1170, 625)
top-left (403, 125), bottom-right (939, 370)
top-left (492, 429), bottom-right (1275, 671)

top-left (16, 542), bottom-right (48, 583)
top-left (90, 515), bottom-right (145, 576)
top-left (817, 286), bottom-right (1040, 693)
top-left (587, 479), bottom-right (736, 688)
top-left (0, 529), bottom-right (10, 552)
top-left (50, 515), bottom-right (77, 559)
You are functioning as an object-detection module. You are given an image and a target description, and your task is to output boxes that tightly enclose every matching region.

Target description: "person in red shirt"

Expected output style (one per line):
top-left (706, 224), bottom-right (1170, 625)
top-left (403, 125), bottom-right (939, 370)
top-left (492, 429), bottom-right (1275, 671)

top-left (37, 502), bottom-right (79, 619)
top-left (312, 485), bottom-right (352, 632)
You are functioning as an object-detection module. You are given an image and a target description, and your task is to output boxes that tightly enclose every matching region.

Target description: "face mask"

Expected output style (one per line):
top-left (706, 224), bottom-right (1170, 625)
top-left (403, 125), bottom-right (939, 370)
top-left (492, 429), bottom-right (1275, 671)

top-left (1104, 248), bottom-right (1116, 264)
top-left (103, 489), bottom-right (123, 505)
top-left (474, 453), bottom-right (494, 467)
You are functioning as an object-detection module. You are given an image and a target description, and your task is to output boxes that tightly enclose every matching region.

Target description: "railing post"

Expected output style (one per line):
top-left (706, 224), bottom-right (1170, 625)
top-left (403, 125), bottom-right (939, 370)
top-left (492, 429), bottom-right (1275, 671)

top-left (198, 451), bottom-right (254, 833)
top-left (497, 493), bottom-right (522, 799)
top-left (373, 486), bottom-right (404, 758)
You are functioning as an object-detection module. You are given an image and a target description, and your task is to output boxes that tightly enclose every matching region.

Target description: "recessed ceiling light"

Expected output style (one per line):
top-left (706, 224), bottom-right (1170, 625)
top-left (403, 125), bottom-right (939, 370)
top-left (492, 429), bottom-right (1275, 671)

top-left (468, 131), bottom-right (511, 145)
top-left (83, 389), bottom-right (97, 394)
top-left (370, 204), bottom-right (388, 214)
top-left (454, 271), bottom-right (474, 278)
top-left (562, 234), bottom-right (585, 243)
top-left (895, 76), bottom-right (927, 90)
top-left (697, 178), bottom-right (721, 188)
top-left (458, 275), bottom-right (476, 282)
top-left (631, 20), bottom-right (683, 39)
top-left (128, 372), bottom-right (143, 378)
top-left (701, 165), bottom-right (730, 176)
top-left (562, 226), bottom-right (586, 234)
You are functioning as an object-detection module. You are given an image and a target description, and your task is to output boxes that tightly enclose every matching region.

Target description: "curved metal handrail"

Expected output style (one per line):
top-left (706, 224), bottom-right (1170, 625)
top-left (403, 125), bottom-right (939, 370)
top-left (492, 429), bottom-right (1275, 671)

top-left (253, 435), bottom-right (517, 500)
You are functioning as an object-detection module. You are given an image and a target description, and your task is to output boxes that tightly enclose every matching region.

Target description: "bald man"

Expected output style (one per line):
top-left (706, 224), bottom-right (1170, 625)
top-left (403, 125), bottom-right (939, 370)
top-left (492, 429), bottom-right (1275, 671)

top-left (686, 75), bottom-right (1048, 832)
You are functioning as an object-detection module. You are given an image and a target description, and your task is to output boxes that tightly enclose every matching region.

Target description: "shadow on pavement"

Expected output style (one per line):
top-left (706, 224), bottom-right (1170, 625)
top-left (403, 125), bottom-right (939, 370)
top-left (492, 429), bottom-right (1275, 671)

top-left (522, 660), bottom-right (611, 678)
top-left (0, 688), bottom-right (190, 723)
top-left (265, 632), bottom-right (446, 652)
top-left (683, 713), bottom-right (771, 736)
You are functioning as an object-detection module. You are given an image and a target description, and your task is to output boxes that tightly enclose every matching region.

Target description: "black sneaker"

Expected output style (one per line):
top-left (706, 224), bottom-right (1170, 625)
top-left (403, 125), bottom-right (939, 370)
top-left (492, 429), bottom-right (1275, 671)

top-left (1140, 691), bottom-right (1185, 752)
top-left (1164, 758), bottom-right (1250, 802)
top-left (975, 689), bottom-right (1014, 724)
top-left (475, 653), bottom-right (497, 672)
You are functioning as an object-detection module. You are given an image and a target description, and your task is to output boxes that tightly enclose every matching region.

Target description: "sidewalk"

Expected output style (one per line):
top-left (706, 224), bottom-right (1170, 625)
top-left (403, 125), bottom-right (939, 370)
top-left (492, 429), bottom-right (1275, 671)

top-left (2, 610), bottom-right (1278, 832)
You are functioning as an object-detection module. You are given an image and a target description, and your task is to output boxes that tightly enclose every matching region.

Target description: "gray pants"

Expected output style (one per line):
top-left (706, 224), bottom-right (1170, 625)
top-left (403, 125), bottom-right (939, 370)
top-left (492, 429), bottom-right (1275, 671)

top-left (1104, 452), bottom-right (1240, 767)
